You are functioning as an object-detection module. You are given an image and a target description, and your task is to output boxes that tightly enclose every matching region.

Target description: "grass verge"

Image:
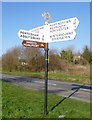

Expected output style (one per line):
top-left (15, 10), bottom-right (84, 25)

top-left (2, 82), bottom-right (91, 118)
top-left (0, 81), bottom-right (2, 119)
top-left (2, 70), bottom-right (90, 84)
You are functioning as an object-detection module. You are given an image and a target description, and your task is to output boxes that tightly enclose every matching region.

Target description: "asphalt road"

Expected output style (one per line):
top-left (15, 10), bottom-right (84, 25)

top-left (1, 74), bottom-right (92, 103)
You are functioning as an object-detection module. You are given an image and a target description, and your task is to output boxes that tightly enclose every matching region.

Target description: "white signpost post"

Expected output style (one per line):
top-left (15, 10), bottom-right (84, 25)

top-left (18, 12), bottom-right (80, 115)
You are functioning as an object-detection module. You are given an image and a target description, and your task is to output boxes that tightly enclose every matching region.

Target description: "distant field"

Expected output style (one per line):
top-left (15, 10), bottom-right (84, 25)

top-left (2, 82), bottom-right (91, 118)
top-left (2, 70), bottom-right (90, 84)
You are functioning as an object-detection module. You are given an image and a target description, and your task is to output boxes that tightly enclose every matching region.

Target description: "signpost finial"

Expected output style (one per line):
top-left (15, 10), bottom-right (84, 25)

top-left (42, 12), bottom-right (51, 24)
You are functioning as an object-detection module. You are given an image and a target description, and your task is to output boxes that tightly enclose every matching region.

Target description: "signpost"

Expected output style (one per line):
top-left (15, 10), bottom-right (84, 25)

top-left (44, 43), bottom-right (48, 115)
top-left (49, 30), bottom-right (76, 42)
top-left (49, 17), bottom-right (79, 33)
top-left (42, 12), bottom-right (50, 115)
top-left (18, 29), bottom-right (45, 42)
top-left (30, 25), bottom-right (45, 34)
top-left (22, 40), bottom-right (47, 48)
top-left (18, 12), bottom-right (79, 115)
top-left (30, 17), bottom-right (79, 36)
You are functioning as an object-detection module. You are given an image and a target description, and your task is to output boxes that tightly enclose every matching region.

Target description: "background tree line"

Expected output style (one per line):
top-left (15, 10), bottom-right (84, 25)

top-left (2, 45), bottom-right (92, 73)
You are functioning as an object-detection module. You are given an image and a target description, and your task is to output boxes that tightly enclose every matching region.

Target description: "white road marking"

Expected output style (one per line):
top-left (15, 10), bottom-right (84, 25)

top-left (80, 88), bottom-right (92, 92)
top-left (34, 81), bottom-right (57, 86)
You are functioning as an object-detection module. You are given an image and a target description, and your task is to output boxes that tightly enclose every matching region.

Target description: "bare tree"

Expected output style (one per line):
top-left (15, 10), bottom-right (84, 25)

top-left (0, 57), bottom-right (2, 70)
top-left (49, 49), bottom-right (62, 72)
top-left (23, 47), bottom-right (44, 71)
top-left (2, 46), bottom-right (21, 72)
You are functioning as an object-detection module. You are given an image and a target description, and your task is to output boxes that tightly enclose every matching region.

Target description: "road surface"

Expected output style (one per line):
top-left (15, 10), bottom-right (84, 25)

top-left (1, 74), bottom-right (92, 103)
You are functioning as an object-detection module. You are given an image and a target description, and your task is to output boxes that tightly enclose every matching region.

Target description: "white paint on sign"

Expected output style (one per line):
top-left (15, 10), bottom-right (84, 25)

top-left (30, 17), bottom-right (79, 35)
top-left (18, 29), bottom-right (76, 43)
top-left (49, 17), bottom-right (79, 34)
top-left (48, 30), bottom-right (76, 42)
top-left (18, 17), bottom-right (79, 43)
top-left (18, 29), bottom-right (45, 42)
top-left (41, 24), bottom-right (50, 43)
top-left (30, 24), bottom-right (50, 43)
top-left (30, 25), bottom-right (44, 34)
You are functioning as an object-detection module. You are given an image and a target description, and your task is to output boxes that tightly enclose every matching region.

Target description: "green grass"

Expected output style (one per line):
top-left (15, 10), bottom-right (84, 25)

top-left (2, 70), bottom-right (44, 78)
top-left (0, 81), bottom-right (2, 119)
top-left (49, 72), bottom-right (90, 84)
top-left (2, 70), bottom-right (90, 84)
top-left (2, 82), bottom-right (91, 118)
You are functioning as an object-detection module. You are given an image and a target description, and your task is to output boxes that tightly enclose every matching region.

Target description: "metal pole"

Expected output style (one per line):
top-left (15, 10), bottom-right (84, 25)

top-left (42, 11), bottom-right (51, 115)
top-left (44, 43), bottom-right (48, 115)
